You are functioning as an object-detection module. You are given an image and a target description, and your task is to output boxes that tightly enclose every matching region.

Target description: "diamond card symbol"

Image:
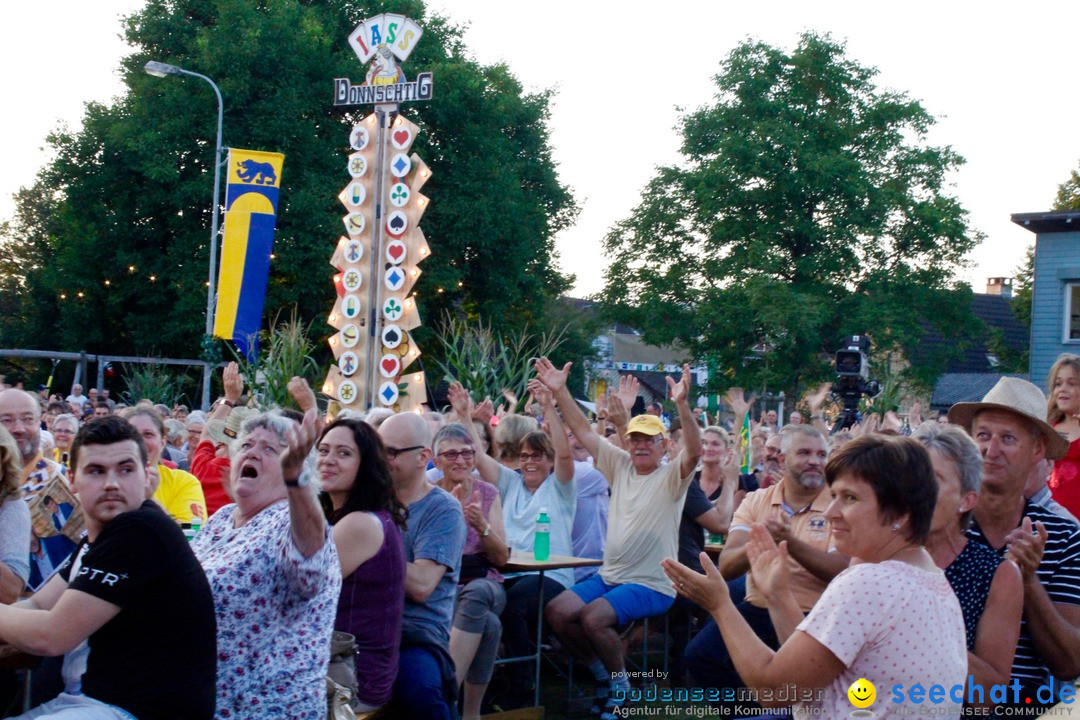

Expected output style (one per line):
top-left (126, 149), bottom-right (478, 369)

top-left (338, 380), bottom-right (358, 404)
top-left (378, 381), bottom-right (399, 406)
top-left (390, 153), bottom-right (411, 178)
top-left (385, 267), bottom-right (405, 291)
top-left (345, 241), bottom-right (363, 264)
top-left (343, 295), bottom-right (361, 318)
top-left (348, 154), bottom-right (368, 178)
top-left (343, 269), bottom-right (362, 292)
top-left (386, 210), bottom-right (407, 236)
top-left (380, 354), bottom-right (401, 378)
top-left (339, 352), bottom-right (359, 376)
top-left (382, 324), bottom-right (403, 349)
top-left (341, 324), bottom-right (361, 348)
top-left (389, 182), bottom-right (410, 208)
top-left (386, 240), bottom-right (406, 265)
top-left (344, 212), bottom-right (365, 236)
top-left (350, 125), bottom-right (369, 151)
top-left (383, 297), bottom-right (403, 321)
top-left (392, 128), bottom-right (411, 149)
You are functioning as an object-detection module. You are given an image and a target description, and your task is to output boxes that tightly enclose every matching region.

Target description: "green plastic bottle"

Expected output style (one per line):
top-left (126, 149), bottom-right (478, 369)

top-left (533, 507), bottom-right (550, 561)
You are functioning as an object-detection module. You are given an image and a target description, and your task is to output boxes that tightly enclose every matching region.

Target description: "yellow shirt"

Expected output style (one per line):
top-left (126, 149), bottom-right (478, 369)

top-left (730, 482), bottom-right (834, 611)
top-left (153, 464), bottom-right (207, 523)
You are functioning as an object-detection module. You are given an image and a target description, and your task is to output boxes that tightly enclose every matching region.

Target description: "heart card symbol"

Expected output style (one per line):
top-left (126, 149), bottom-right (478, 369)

top-left (343, 295), bottom-right (361, 318)
top-left (384, 267), bottom-right (405, 291)
top-left (386, 210), bottom-right (408, 236)
top-left (338, 381), bottom-right (358, 404)
top-left (390, 153), bottom-right (411, 178)
top-left (380, 354), bottom-right (401, 378)
top-left (343, 212), bottom-right (365, 236)
top-left (388, 182), bottom-right (410, 208)
top-left (382, 324), bottom-right (403, 349)
top-left (339, 352), bottom-right (359, 376)
top-left (378, 381), bottom-right (399, 406)
top-left (348, 154), bottom-right (367, 178)
top-left (392, 128), bottom-right (411, 149)
top-left (341, 324), bottom-right (361, 348)
top-left (383, 297), bottom-right (403, 321)
top-left (386, 240), bottom-right (406, 265)
top-left (350, 125), bottom-right (369, 151)
top-left (343, 269), bottom-right (362, 292)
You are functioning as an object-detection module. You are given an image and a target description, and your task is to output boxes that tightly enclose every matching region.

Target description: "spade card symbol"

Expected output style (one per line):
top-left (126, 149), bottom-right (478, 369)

top-left (387, 211), bottom-right (407, 236)
top-left (393, 129), bottom-right (410, 147)
top-left (382, 324), bottom-right (402, 349)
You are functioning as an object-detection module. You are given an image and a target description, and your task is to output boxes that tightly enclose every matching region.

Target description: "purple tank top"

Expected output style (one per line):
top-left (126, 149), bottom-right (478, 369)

top-left (334, 510), bottom-right (406, 707)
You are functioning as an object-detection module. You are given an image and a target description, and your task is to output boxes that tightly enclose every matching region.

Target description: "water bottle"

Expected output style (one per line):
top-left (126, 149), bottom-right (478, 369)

top-left (533, 507), bottom-right (550, 561)
top-left (181, 522), bottom-right (196, 542)
top-left (191, 515), bottom-right (203, 536)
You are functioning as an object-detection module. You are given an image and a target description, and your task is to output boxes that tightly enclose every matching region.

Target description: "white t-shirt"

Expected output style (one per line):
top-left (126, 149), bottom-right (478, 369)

top-left (497, 465), bottom-right (577, 589)
top-left (595, 439), bottom-right (693, 596)
top-left (65, 394), bottom-right (88, 410)
top-left (795, 561), bottom-right (967, 718)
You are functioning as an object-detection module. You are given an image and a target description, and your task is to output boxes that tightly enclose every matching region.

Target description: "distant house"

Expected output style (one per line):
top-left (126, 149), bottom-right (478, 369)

top-left (1013, 210), bottom-right (1080, 387)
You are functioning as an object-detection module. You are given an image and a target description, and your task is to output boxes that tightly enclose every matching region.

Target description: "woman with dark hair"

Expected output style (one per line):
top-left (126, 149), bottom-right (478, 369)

top-left (664, 434), bottom-right (968, 718)
top-left (318, 417), bottom-right (407, 714)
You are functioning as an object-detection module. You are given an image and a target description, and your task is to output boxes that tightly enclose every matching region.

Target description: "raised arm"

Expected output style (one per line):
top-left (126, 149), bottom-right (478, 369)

top-left (281, 378), bottom-right (328, 559)
top-left (201, 361), bottom-right (244, 445)
top-left (534, 358), bottom-right (602, 460)
top-left (529, 380), bottom-right (574, 484)
top-left (670, 365), bottom-right (702, 478)
top-left (447, 382), bottom-right (503, 486)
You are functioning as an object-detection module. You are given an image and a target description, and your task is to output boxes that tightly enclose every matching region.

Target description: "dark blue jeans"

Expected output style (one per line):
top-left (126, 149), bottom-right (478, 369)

top-left (391, 645), bottom-right (454, 720)
top-left (685, 600), bottom-right (779, 694)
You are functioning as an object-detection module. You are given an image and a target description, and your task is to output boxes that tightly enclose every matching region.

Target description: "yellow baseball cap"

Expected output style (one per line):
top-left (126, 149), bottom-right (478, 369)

top-left (626, 414), bottom-right (668, 437)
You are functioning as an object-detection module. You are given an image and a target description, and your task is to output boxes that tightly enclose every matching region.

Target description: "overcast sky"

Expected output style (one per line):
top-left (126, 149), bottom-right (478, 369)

top-left (3, 0), bottom-right (1078, 298)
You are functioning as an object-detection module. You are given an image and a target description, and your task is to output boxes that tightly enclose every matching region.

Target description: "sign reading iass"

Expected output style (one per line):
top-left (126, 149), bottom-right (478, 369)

top-left (334, 13), bottom-right (433, 108)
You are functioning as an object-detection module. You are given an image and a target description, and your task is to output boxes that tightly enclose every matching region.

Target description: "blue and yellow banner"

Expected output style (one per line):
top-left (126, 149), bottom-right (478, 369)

top-left (213, 149), bottom-right (285, 360)
top-left (739, 412), bottom-right (752, 474)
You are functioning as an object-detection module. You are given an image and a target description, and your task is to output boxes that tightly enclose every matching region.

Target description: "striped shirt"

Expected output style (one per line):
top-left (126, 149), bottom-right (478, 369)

top-left (967, 500), bottom-right (1080, 685)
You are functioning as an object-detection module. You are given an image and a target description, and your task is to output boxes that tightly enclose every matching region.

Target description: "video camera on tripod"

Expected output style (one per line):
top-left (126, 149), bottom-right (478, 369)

top-left (832, 335), bottom-right (881, 432)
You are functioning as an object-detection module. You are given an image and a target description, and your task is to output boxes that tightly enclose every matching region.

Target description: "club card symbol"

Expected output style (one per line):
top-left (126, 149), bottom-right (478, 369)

top-left (345, 240), bottom-right (363, 263)
top-left (386, 210), bottom-right (407, 236)
top-left (348, 154), bottom-right (368, 178)
top-left (339, 352), bottom-right (359, 377)
top-left (378, 381), bottom-right (399, 406)
top-left (346, 182), bottom-right (366, 207)
top-left (382, 324), bottom-right (403, 349)
top-left (341, 324), bottom-right (361, 348)
top-left (350, 125), bottom-right (369, 151)
top-left (383, 297), bottom-right (403, 321)
top-left (392, 128), bottom-right (411, 149)
top-left (338, 381), bottom-right (358, 404)
top-left (344, 212), bottom-right (365, 236)
top-left (380, 354), bottom-right (401, 378)
top-left (384, 266), bottom-right (405, 291)
top-left (389, 182), bottom-right (410, 208)
top-left (343, 295), bottom-right (361, 318)
top-left (390, 153), bottom-right (411, 178)
top-left (386, 240), bottom-right (407, 265)
top-left (343, 269), bottom-right (362, 292)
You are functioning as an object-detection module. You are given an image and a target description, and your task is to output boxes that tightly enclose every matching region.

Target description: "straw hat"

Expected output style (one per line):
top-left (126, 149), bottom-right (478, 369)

top-left (947, 377), bottom-right (1069, 460)
top-left (205, 406), bottom-right (255, 446)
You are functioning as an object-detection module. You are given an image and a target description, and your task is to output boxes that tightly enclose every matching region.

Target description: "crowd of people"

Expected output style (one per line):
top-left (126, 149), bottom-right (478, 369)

top-left (0, 351), bottom-right (1076, 719)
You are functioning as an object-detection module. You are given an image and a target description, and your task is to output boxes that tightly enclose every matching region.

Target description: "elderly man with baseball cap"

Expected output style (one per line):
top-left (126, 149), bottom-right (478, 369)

top-left (534, 358), bottom-right (701, 719)
top-left (949, 377), bottom-right (1080, 705)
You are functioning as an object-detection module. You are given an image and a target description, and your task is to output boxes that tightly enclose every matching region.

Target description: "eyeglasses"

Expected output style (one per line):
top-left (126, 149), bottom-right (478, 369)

top-left (626, 435), bottom-right (662, 446)
top-left (437, 449), bottom-right (475, 462)
top-left (518, 451), bottom-right (548, 462)
top-left (386, 445), bottom-right (425, 459)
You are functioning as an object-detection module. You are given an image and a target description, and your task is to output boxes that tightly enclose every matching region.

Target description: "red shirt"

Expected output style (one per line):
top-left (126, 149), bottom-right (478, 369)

top-left (191, 441), bottom-right (231, 516)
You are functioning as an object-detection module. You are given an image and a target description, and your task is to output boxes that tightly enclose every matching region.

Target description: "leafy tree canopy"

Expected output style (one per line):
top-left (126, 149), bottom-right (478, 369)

top-left (601, 32), bottom-right (982, 393)
top-left (0, 0), bottom-right (577, 367)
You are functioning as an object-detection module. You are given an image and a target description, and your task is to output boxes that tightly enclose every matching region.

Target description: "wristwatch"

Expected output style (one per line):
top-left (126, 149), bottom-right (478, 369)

top-left (284, 470), bottom-right (312, 489)
top-left (481, 524), bottom-right (491, 538)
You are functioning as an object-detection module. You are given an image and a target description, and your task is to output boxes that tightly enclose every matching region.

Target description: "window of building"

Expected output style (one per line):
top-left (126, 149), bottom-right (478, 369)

top-left (1066, 283), bottom-right (1080, 343)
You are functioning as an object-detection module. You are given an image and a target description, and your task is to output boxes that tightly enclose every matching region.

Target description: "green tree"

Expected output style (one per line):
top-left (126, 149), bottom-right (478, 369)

top-left (0, 0), bottom-right (576, 364)
top-left (1054, 167), bottom-right (1080, 211)
top-left (601, 33), bottom-right (982, 394)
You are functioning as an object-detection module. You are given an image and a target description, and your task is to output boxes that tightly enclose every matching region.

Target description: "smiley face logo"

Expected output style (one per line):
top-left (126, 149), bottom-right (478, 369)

top-left (847, 678), bottom-right (876, 709)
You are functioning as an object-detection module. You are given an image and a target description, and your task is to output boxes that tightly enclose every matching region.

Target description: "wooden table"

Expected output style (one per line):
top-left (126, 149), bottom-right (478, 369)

top-left (496, 553), bottom-right (603, 707)
top-left (704, 541), bottom-right (724, 560)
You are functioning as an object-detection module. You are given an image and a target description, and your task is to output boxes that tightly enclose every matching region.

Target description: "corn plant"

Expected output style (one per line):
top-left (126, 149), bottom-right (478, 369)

top-left (120, 363), bottom-right (190, 406)
top-left (229, 308), bottom-right (320, 409)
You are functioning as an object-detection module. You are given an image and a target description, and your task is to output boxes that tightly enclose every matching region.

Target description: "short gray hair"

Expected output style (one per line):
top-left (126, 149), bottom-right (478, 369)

top-left (433, 423), bottom-right (475, 455)
top-left (232, 411), bottom-right (293, 457)
top-left (780, 425), bottom-right (826, 454)
top-left (911, 421), bottom-right (983, 496)
top-left (53, 413), bottom-right (80, 432)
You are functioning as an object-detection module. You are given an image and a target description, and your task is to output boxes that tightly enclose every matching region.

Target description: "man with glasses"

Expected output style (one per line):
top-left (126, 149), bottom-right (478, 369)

top-left (379, 412), bottom-right (465, 720)
top-left (536, 359), bottom-right (701, 720)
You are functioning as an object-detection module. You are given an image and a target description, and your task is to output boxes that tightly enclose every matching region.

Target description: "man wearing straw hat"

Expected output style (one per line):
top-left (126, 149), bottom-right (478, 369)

top-left (948, 377), bottom-right (1080, 705)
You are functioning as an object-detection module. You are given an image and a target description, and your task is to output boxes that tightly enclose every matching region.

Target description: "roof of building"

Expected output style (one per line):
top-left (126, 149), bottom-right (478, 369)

top-left (930, 372), bottom-right (1030, 411)
top-left (1011, 211), bottom-right (1080, 235)
top-left (916, 293), bottom-right (1028, 374)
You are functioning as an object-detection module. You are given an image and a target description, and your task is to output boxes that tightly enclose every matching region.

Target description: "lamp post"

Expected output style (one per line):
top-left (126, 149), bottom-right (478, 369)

top-left (145, 60), bottom-right (224, 411)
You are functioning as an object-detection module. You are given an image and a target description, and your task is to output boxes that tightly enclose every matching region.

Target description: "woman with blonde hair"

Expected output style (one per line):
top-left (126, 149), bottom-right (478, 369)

top-left (0, 427), bottom-right (30, 604)
top-left (1047, 353), bottom-right (1080, 518)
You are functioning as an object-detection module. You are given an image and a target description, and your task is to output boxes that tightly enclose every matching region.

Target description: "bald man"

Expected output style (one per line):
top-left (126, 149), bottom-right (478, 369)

top-left (379, 413), bottom-right (465, 720)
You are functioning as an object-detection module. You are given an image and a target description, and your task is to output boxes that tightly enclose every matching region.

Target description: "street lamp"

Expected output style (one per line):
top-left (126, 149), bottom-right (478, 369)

top-left (145, 60), bottom-right (224, 411)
